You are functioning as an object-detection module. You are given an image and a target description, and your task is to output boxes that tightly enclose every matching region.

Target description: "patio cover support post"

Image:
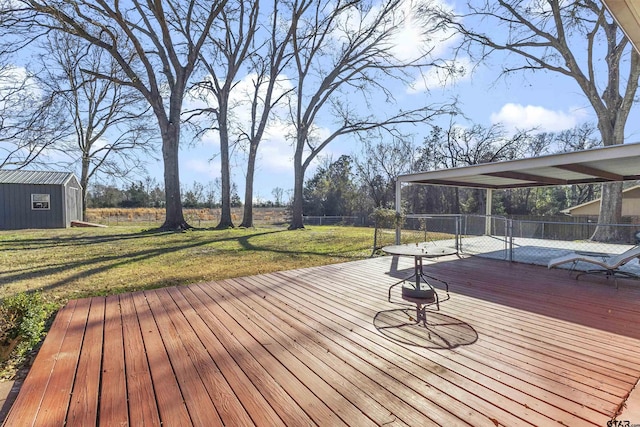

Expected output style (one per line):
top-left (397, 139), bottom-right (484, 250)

top-left (485, 189), bottom-right (493, 235)
top-left (395, 180), bottom-right (401, 244)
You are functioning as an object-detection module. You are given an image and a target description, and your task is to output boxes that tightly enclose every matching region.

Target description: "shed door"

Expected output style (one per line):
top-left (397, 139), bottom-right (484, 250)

top-left (66, 186), bottom-right (81, 223)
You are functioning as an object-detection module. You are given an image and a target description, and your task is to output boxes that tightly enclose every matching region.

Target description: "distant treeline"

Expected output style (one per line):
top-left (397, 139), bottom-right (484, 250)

top-left (87, 180), bottom-right (284, 209)
top-left (88, 148), bottom-right (609, 217)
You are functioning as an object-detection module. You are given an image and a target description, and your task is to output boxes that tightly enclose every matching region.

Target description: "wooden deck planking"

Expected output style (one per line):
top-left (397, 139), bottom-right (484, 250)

top-left (271, 264), bottom-right (594, 426)
top-left (350, 260), bottom-right (637, 412)
top-left (154, 287), bottom-right (255, 426)
top-left (33, 298), bottom-right (89, 426)
top-left (171, 286), bottom-right (289, 427)
top-left (120, 292), bottom-right (160, 427)
top-left (215, 276), bottom-right (445, 426)
top-left (66, 297), bottom-right (104, 426)
top-left (197, 280), bottom-right (368, 427)
top-left (272, 259), bottom-right (636, 424)
top-left (3, 255), bottom-right (640, 426)
top-left (181, 285), bottom-right (314, 426)
top-left (99, 294), bottom-right (128, 427)
top-left (130, 291), bottom-right (192, 426)
top-left (144, 289), bottom-right (224, 427)
top-left (165, 286), bottom-right (285, 426)
top-left (258, 268), bottom-right (550, 426)
top-left (225, 274), bottom-right (502, 427)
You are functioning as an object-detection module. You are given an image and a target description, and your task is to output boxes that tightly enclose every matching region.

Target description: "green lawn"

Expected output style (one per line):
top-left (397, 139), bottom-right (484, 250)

top-left (0, 225), bottom-right (376, 305)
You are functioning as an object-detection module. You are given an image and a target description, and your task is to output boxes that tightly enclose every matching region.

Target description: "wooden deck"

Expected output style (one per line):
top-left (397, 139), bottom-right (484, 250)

top-left (3, 255), bottom-right (640, 426)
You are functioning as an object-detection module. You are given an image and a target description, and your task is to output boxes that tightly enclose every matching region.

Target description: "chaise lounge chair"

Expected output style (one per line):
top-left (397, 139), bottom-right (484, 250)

top-left (547, 245), bottom-right (640, 288)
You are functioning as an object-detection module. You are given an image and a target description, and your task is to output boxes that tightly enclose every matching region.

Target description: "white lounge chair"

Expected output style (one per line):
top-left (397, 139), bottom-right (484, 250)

top-left (547, 245), bottom-right (640, 288)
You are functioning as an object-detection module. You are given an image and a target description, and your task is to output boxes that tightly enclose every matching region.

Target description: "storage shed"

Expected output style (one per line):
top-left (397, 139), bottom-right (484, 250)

top-left (0, 170), bottom-right (83, 229)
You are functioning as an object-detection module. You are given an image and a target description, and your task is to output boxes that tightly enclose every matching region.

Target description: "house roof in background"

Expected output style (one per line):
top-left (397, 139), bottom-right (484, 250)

top-left (0, 170), bottom-right (77, 186)
top-left (603, 0), bottom-right (640, 53)
top-left (398, 142), bottom-right (640, 189)
top-left (561, 184), bottom-right (640, 214)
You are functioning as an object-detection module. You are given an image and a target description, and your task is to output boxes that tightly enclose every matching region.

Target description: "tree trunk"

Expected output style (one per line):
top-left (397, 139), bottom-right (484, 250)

top-left (240, 142), bottom-right (258, 228)
top-left (160, 120), bottom-right (189, 230)
top-left (453, 187), bottom-right (460, 214)
top-left (288, 148), bottom-right (305, 230)
top-left (590, 94), bottom-right (631, 241)
top-left (590, 181), bottom-right (624, 242)
top-left (80, 155), bottom-right (90, 221)
top-left (217, 103), bottom-right (234, 229)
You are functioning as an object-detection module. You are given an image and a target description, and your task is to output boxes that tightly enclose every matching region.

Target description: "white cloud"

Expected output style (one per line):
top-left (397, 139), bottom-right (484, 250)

top-left (408, 57), bottom-right (472, 93)
top-left (259, 120), bottom-right (294, 170)
top-left (333, 0), bottom-right (458, 64)
top-left (183, 157), bottom-right (220, 179)
top-left (490, 103), bottom-right (586, 132)
top-left (390, 0), bottom-right (458, 61)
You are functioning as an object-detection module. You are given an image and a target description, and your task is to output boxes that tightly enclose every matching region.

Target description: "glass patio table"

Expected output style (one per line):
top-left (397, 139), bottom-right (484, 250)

top-left (382, 243), bottom-right (456, 325)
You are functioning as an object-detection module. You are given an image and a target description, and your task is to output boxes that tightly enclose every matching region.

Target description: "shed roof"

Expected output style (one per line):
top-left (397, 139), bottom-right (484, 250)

top-left (397, 142), bottom-right (640, 189)
top-left (0, 170), bottom-right (77, 186)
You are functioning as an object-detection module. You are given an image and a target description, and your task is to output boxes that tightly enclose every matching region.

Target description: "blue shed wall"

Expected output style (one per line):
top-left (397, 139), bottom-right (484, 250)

top-left (0, 183), bottom-right (66, 229)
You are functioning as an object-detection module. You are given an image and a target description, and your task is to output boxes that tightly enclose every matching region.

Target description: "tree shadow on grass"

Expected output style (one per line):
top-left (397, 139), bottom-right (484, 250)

top-left (0, 228), bottom-right (174, 252)
top-left (0, 228), bottom-right (362, 298)
top-left (234, 232), bottom-right (365, 260)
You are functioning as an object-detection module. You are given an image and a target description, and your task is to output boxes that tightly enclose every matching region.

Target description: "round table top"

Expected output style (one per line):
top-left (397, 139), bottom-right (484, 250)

top-left (382, 244), bottom-right (457, 258)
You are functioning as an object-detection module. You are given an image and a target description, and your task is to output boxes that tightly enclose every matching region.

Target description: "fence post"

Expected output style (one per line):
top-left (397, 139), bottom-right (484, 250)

top-left (508, 219), bottom-right (514, 262)
top-left (455, 216), bottom-right (461, 253)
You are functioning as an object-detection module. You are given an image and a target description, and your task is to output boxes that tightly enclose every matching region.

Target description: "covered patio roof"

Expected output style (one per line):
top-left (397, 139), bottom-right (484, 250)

top-left (397, 142), bottom-right (640, 190)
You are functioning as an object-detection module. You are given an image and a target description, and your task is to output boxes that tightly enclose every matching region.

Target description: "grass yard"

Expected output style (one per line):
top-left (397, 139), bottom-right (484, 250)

top-left (0, 225), bottom-right (376, 304)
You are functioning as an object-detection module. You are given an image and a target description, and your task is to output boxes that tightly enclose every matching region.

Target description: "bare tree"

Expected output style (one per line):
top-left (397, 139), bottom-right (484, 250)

top-left (271, 186), bottom-right (284, 207)
top-left (445, 0), bottom-right (640, 241)
top-left (39, 33), bottom-right (157, 219)
top-left (236, 0), bottom-right (296, 227)
top-left (286, 0), bottom-right (453, 229)
top-left (189, 0), bottom-right (258, 228)
top-left (355, 136), bottom-right (414, 208)
top-left (0, 62), bottom-right (70, 168)
top-left (418, 121), bottom-right (533, 213)
top-left (4, 0), bottom-right (227, 230)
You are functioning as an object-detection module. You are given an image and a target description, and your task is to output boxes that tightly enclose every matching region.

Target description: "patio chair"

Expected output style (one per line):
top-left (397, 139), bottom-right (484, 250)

top-left (547, 245), bottom-right (640, 288)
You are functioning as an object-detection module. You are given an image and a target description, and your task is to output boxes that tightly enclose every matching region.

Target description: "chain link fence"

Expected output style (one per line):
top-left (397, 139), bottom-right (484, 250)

top-left (302, 216), bottom-right (365, 226)
top-left (397, 214), bottom-right (640, 273)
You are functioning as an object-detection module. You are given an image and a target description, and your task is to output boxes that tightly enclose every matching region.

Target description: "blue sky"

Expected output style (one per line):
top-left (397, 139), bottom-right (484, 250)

top-left (7, 0), bottom-right (639, 204)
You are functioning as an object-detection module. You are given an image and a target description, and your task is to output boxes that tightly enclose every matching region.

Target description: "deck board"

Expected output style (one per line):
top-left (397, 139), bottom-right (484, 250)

top-left (33, 297), bottom-right (89, 426)
top-left (3, 255), bottom-right (640, 426)
top-left (131, 291), bottom-right (192, 426)
top-left (99, 294), bottom-right (128, 427)
top-left (120, 292), bottom-right (160, 427)
top-left (66, 297), bottom-right (103, 426)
